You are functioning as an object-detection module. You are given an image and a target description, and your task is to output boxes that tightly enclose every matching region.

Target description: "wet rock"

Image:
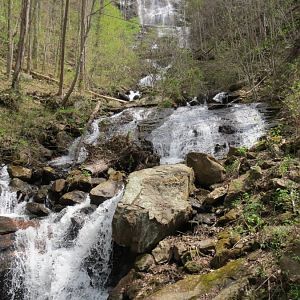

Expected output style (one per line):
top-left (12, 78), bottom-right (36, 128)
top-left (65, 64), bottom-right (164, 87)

top-left (34, 185), bottom-right (50, 203)
top-left (26, 202), bottom-right (50, 217)
top-left (152, 240), bottom-right (173, 264)
top-left (7, 165), bottom-right (32, 182)
top-left (51, 179), bottom-right (66, 194)
top-left (228, 146), bottom-right (247, 157)
top-left (90, 180), bottom-right (119, 206)
top-left (204, 186), bottom-right (227, 206)
top-left (59, 190), bottom-right (87, 206)
top-left (186, 153), bottom-right (225, 187)
top-left (0, 233), bottom-right (14, 251)
top-left (42, 166), bottom-right (58, 184)
top-left (113, 164), bottom-right (194, 253)
top-left (0, 216), bottom-right (36, 234)
top-left (10, 178), bottom-right (35, 200)
top-left (146, 259), bottom-right (245, 300)
top-left (134, 254), bottom-right (155, 272)
top-left (218, 125), bottom-right (236, 134)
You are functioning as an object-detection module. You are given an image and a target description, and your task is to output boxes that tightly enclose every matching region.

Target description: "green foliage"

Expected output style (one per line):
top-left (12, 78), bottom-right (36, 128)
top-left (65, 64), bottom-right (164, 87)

top-left (288, 284), bottom-right (300, 300)
top-left (158, 48), bottom-right (203, 101)
top-left (236, 147), bottom-right (247, 156)
top-left (272, 188), bottom-right (299, 212)
top-left (243, 195), bottom-right (265, 232)
top-left (225, 159), bottom-right (240, 177)
top-left (88, 1), bottom-right (141, 92)
top-left (278, 155), bottom-right (293, 177)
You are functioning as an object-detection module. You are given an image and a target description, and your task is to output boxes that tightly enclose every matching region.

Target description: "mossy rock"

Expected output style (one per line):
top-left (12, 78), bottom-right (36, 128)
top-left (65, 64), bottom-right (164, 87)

top-left (146, 259), bottom-right (245, 300)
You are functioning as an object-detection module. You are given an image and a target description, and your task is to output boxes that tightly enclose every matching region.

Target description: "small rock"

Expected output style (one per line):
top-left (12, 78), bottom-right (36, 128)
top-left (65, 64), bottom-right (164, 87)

top-left (152, 240), bottom-right (173, 264)
top-left (218, 125), bottom-right (236, 134)
top-left (204, 186), bottom-right (227, 206)
top-left (10, 178), bottom-right (34, 200)
top-left (198, 239), bottom-right (216, 251)
top-left (66, 171), bottom-right (92, 192)
top-left (225, 174), bottom-right (249, 206)
top-left (34, 185), bottom-right (49, 203)
top-left (184, 261), bottom-right (203, 273)
top-left (7, 165), bottom-right (32, 182)
top-left (42, 166), bottom-right (58, 184)
top-left (217, 208), bottom-right (240, 225)
top-left (91, 177), bottom-right (106, 188)
top-left (272, 178), bottom-right (299, 189)
top-left (186, 153), bottom-right (225, 187)
top-left (173, 242), bottom-right (187, 262)
top-left (90, 180), bottom-right (119, 206)
top-left (248, 166), bottom-right (263, 180)
top-left (0, 233), bottom-right (14, 251)
top-left (26, 203), bottom-right (50, 217)
top-left (51, 179), bottom-right (66, 194)
top-left (59, 190), bottom-right (87, 206)
top-left (134, 254), bottom-right (155, 272)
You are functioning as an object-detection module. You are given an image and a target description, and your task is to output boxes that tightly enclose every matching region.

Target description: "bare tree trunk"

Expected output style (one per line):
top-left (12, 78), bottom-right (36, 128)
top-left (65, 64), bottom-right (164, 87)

top-left (6, 0), bottom-right (13, 79)
top-left (32, 0), bottom-right (40, 69)
top-left (58, 0), bottom-right (70, 97)
top-left (78, 0), bottom-right (87, 91)
top-left (62, 0), bottom-right (96, 106)
top-left (26, 0), bottom-right (34, 73)
top-left (12, 0), bottom-right (31, 90)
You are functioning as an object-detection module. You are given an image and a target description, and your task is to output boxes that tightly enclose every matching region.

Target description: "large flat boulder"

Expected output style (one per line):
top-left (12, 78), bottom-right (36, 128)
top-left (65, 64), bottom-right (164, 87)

top-left (186, 153), bottom-right (226, 187)
top-left (112, 164), bottom-right (194, 253)
top-left (0, 216), bottom-right (37, 234)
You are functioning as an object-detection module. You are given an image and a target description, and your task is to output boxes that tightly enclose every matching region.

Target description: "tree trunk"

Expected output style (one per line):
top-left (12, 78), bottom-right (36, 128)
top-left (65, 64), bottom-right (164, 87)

top-left (62, 0), bottom-right (96, 106)
top-left (78, 0), bottom-right (87, 91)
top-left (12, 0), bottom-right (31, 90)
top-left (58, 0), bottom-right (70, 97)
top-left (6, 0), bottom-right (13, 79)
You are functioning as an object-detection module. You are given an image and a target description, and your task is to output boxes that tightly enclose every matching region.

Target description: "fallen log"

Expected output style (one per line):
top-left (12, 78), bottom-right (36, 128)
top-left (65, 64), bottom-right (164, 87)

top-left (30, 71), bottom-right (59, 84)
top-left (82, 159), bottom-right (110, 175)
top-left (88, 90), bottom-right (127, 103)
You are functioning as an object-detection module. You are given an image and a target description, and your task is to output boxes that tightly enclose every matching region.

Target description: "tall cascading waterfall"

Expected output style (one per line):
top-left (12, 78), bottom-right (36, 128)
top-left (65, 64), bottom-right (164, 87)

top-left (8, 190), bottom-right (124, 300)
top-left (136, 0), bottom-right (189, 46)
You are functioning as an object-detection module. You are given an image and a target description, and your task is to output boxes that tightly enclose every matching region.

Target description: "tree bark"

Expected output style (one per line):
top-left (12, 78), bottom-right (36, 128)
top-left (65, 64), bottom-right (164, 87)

top-left (12, 0), bottom-right (31, 90)
top-left (58, 0), bottom-right (70, 97)
top-left (62, 0), bottom-right (96, 106)
top-left (6, 0), bottom-right (13, 79)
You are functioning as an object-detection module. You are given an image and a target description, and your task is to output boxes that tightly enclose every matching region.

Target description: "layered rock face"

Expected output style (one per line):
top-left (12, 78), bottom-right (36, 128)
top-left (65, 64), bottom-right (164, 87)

top-left (113, 164), bottom-right (194, 253)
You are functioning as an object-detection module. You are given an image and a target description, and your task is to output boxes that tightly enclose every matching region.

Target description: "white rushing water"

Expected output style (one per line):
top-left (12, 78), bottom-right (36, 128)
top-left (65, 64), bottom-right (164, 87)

top-left (9, 188), bottom-right (124, 300)
top-left (150, 104), bottom-right (266, 164)
top-left (0, 165), bottom-right (26, 216)
top-left (99, 104), bottom-right (267, 164)
top-left (49, 118), bottom-right (101, 168)
top-left (136, 0), bottom-right (189, 46)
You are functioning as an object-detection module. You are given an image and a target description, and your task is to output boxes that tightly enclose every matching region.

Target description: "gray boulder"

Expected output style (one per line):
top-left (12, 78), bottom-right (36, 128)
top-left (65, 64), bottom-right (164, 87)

top-left (113, 164), bottom-right (194, 253)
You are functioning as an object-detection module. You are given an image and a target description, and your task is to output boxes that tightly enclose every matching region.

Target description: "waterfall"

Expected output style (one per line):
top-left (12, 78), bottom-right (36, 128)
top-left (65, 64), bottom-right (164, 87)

top-left (0, 166), bottom-right (26, 216)
top-left (99, 104), bottom-right (268, 164)
top-left (49, 118), bottom-right (101, 168)
top-left (9, 189), bottom-right (124, 300)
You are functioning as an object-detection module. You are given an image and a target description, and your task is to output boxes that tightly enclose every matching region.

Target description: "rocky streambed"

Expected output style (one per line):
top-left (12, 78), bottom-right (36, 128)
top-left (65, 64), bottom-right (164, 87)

top-left (0, 103), bottom-right (299, 300)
